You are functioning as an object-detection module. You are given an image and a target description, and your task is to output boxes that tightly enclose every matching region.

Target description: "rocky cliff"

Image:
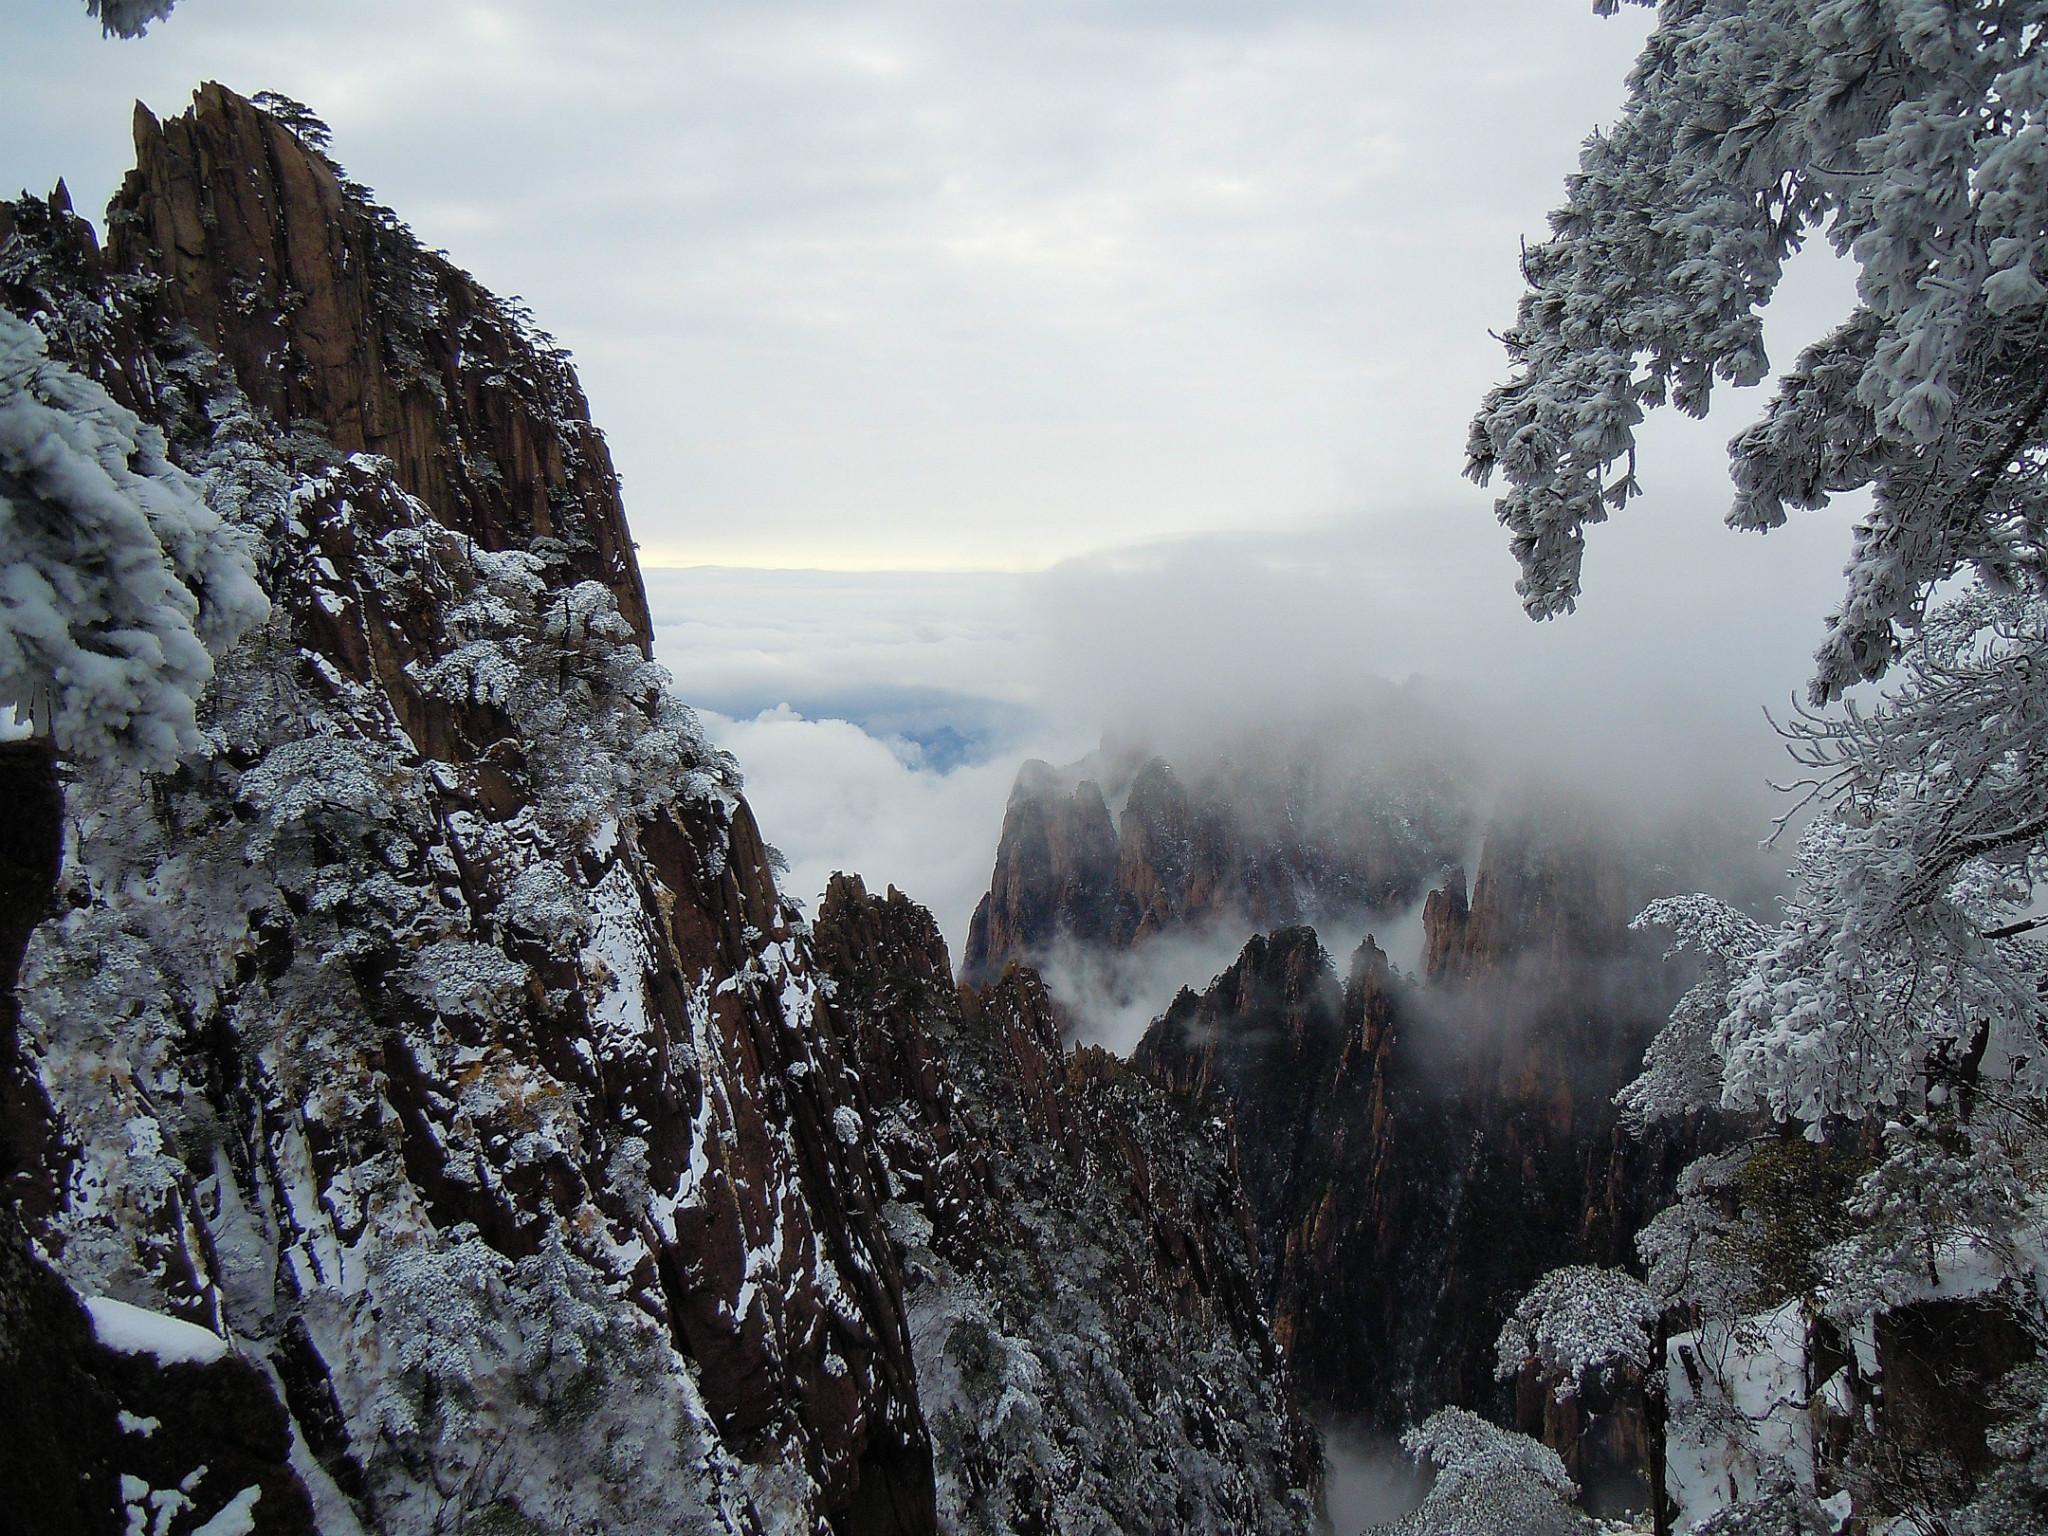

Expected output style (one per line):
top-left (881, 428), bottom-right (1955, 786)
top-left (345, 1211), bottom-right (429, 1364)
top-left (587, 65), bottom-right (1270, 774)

top-left (962, 738), bottom-right (1471, 985)
top-left (0, 86), bottom-right (1321, 1536)
top-left (1133, 812), bottom-right (1697, 1509)
top-left (5, 85), bottom-right (932, 1535)
top-left (108, 85), bottom-right (653, 648)
top-left (1, 730), bottom-right (321, 1535)
top-left (813, 877), bottom-right (1320, 1534)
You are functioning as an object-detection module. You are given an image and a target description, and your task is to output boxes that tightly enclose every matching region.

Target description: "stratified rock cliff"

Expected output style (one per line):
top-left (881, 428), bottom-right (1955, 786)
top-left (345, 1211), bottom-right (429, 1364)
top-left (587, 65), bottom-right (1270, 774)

top-left (4, 87), bottom-right (930, 1534)
top-left (813, 876), bottom-right (1321, 1535)
top-left (1134, 810), bottom-right (1696, 1508)
top-left (963, 761), bottom-right (1128, 987)
top-left (1135, 930), bottom-right (1443, 1421)
top-left (108, 85), bottom-right (653, 647)
top-left (962, 738), bottom-right (1471, 985)
top-left (1418, 805), bottom-right (1633, 988)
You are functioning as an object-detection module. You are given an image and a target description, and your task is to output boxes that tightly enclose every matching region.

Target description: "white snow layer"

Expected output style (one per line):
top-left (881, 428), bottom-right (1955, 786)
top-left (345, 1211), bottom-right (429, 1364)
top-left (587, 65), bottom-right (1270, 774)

top-left (191, 1486), bottom-right (261, 1536)
top-left (84, 1294), bottom-right (230, 1365)
top-left (0, 309), bottom-right (267, 771)
top-left (1665, 1300), bottom-right (1814, 1533)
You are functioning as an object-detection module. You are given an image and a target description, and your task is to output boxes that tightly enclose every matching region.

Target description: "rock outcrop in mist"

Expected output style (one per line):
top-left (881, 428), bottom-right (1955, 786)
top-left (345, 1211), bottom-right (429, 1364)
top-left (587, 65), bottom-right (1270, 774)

top-left (0, 87), bottom-right (1315, 1536)
top-left (1123, 806), bottom-right (1706, 1509)
top-left (962, 739), bottom-right (1472, 986)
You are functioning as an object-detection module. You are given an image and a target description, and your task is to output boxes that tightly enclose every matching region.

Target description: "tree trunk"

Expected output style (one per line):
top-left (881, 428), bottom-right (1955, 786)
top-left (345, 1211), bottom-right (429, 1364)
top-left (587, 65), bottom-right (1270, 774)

top-left (0, 738), bottom-right (63, 1220)
top-left (1650, 1312), bottom-right (1672, 1536)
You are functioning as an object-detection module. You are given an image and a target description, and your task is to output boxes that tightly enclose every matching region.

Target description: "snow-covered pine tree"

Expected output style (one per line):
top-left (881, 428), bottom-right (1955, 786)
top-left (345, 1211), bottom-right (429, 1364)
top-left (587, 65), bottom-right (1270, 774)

top-left (1495, 1264), bottom-right (1660, 1400)
top-left (1719, 586), bottom-right (2048, 1130)
top-left (1366, 1408), bottom-right (1589, 1536)
top-left (1473, 5), bottom-right (2048, 1530)
top-left (0, 308), bottom-right (266, 771)
top-left (1619, 893), bottom-right (1768, 1133)
top-left (1578, 604), bottom-right (2048, 1531)
top-left (58, 0), bottom-right (256, 753)
top-left (1469, 0), bottom-right (2048, 704)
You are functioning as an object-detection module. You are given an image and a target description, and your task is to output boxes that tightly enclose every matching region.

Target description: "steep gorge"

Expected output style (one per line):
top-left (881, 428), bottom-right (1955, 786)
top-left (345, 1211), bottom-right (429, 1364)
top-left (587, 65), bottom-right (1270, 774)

top-left (814, 877), bottom-right (1318, 1533)
top-left (965, 755), bottom-right (1711, 1505)
top-left (1130, 810), bottom-right (1696, 1474)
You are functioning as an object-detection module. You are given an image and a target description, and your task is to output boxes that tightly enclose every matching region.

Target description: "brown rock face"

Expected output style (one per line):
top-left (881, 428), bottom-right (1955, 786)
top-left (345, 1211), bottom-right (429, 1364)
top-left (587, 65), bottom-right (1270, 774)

top-left (1419, 869), bottom-right (1473, 982)
top-left (1135, 929), bottom-right (1429, 1413)
top-left (815, 876), bottom-right (1321, 1535)
top-left (963, 761), bottom-right (1127, 982)
top-left (4, 90), bottom-right (931, 1533)
top-left (1421, 808), bottom-right (1636, 987)
top-left (962, 747), bottom-right (1470, 985)
top-left (1510, 1354), bottom-right (1656, 1513)
top-left (1117, 755), bottom-right (1200, 939)
top-left (108, 83), bottom-right (652, 650)
top-left (1133, 927), bottom-right (1346, 1285)
top-left (1134, 816), bottom-right (1695, 1510)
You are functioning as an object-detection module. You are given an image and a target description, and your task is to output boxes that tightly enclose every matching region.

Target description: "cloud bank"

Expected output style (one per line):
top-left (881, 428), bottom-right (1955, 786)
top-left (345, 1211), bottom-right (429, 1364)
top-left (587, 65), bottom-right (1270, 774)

top-left (657, 438), bottom-right (1864, 971)
top-left (702, 704), bottom-right (1082, 962)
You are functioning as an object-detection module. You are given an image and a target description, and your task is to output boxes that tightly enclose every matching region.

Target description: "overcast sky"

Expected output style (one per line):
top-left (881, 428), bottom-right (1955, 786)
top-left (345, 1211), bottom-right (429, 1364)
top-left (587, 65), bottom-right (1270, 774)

top-left (5, 0), bottom-right (1877, 957)
top-left (11, 0), bottom-right (1686, 569)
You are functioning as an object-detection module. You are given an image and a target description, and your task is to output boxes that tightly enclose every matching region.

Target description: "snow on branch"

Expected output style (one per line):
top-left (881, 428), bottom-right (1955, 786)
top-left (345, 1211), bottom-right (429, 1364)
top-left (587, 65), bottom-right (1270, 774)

top-left (1494, 1264), bottom-right (1660, 1392)
top-left (0, 310), bottom-right (268, 770)
top-left (1403, 1407), bottom-right (1577, 1502)
top-left (1619, 894), bottom-right (1769, 1130)
top-left (1720, 586), bottom-right (2048, 1126)
top-left (1370, 1408), bottom-right (1586, 1536)
top-left (85, 0), bottom-right (176, 37)
top-left (1471, 1), bottom-right (2048, 700)
top-left (1686, 1482), bottom-right (1839, 1536)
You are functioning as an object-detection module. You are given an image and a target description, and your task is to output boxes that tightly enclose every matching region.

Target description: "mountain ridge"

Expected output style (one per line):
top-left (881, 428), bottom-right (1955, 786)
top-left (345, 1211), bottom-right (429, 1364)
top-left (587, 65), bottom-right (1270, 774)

top-left (0, 85), bottom-right (1318, 1535)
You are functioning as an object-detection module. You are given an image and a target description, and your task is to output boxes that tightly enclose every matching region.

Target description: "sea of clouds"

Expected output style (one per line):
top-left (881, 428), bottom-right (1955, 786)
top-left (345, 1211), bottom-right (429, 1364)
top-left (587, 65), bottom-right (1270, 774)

top-left (646, 415), bottom-right (1873, 987)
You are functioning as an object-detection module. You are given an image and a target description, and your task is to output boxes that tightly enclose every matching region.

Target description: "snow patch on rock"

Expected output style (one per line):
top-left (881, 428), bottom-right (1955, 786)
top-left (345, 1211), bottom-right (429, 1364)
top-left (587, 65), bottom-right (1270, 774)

top-left (84, 1295), bottom-right (229, 1365)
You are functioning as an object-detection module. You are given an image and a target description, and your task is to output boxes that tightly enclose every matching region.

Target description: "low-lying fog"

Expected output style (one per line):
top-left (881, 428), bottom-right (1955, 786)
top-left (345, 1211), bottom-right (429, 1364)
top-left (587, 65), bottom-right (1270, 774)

top-left (648, 463), bottom-right (1867, 1026)
top-left (1033, 900), bottom-right (1433, 1058)
top-left (1321, 1422), bottom-right (1432, 1534)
